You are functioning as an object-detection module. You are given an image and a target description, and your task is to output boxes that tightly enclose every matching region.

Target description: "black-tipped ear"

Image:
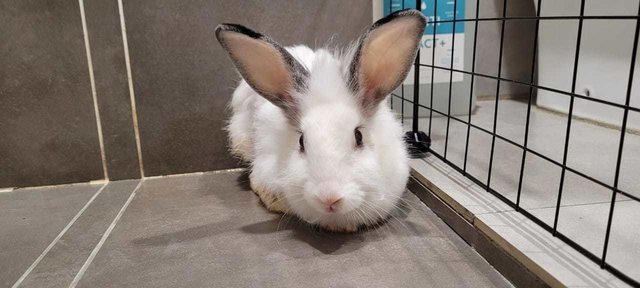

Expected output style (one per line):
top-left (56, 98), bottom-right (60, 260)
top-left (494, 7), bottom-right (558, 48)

top-left (215, 24), bottom-right (308, 122)
top-left (348, 9), bottom-right (427, 116)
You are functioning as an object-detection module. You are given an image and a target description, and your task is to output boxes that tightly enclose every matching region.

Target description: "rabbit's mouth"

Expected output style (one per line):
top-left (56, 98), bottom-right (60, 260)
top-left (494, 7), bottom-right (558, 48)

top-left (311, 206), bottom-right (389, 232)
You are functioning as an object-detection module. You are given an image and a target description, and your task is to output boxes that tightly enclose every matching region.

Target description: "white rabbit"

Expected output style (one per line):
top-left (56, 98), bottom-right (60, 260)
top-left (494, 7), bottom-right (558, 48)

top-left (216, 10), bottom-right (426, 232)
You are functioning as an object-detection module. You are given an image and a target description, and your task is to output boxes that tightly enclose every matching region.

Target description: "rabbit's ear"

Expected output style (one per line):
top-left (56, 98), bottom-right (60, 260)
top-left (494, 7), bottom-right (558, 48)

top-left (216, 24), bottom-right (308, 121)
top-left (349, 10), bottom-right (426, 116)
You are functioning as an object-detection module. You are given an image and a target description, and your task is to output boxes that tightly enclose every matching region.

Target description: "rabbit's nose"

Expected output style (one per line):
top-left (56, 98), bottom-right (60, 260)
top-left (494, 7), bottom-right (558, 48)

top-left (320, 196), bottom-right (343, 213)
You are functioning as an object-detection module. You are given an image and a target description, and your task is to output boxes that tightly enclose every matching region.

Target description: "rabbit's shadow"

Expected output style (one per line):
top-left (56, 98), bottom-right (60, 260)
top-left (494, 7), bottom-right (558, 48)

top-left (238, 172), bottom-right (427, 255)
top-left (242, 217), bottom-right (365, 255)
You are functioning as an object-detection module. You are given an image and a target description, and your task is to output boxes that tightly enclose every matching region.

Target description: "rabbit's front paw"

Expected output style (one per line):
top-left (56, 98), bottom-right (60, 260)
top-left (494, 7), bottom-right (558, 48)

top-left (250, 181), bottom-right (288, 214)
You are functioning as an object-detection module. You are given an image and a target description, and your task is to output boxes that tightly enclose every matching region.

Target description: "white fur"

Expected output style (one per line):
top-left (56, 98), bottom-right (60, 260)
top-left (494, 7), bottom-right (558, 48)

top-left (227, 45), bottom-right (409, 230)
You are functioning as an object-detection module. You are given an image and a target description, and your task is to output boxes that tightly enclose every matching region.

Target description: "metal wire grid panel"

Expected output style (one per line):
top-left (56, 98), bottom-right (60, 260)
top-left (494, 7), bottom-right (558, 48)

top-left (390, 0), bottom-right (640, 286)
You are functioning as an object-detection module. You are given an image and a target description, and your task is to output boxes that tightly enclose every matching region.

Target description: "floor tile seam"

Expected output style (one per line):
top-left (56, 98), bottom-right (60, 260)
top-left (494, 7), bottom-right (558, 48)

top-left (474, 199), bottom-right (635, 217)
top-left (142, 167), bottom-right (246, 180)
top-left (11, 183), bottom-right (109, 288)
top-left (0, 180), bottom-right (108, 194)
top-left (68, 180), bottom-right (143, 288)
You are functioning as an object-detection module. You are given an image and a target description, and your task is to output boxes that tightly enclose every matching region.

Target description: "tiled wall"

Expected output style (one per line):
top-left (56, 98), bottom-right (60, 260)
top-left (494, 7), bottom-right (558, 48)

top-left (1, 0), bottom-right (536, 188)
top-left (122, 0), bottom-right (374, 177)
top-left (84, 0), bottom-right (141, 182)
top-left (0, 0), bottom-right (373, 188)
top-left (1, 1), bottom-right (105, 188)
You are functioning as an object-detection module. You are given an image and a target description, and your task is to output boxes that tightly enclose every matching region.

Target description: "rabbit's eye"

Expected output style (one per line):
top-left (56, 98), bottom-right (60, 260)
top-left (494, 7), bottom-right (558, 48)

top-left (354, 128), bottom-right (363, 147)
top-left (299, 134), bottom-right (305, 153)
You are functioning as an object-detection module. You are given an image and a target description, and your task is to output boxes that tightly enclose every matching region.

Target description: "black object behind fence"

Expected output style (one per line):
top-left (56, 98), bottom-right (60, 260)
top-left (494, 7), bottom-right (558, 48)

top-left (395, 0), bottom-right (640, 286)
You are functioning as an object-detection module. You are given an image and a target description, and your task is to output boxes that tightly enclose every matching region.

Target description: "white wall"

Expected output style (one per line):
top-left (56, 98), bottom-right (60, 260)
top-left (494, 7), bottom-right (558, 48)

top-left (536, 0), bottom-right (640, 130)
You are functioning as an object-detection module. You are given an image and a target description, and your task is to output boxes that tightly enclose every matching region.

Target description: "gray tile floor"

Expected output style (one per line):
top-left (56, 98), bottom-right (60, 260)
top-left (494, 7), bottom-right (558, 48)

top-left (0, 184), bottom-right (102, 288)
top-left (2, 171), bottom-right (512, 288)
top-left (404, 99), bottom-right (640, 281)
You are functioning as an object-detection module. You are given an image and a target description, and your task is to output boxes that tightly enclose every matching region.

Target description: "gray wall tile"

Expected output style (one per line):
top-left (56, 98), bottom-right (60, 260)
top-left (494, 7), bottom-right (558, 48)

top-left (0, 0), bottom-right (103, 187)
top-left (122, 0), bottom-right (373, 176)
top-left (85, 0), bottom-right (141, 180)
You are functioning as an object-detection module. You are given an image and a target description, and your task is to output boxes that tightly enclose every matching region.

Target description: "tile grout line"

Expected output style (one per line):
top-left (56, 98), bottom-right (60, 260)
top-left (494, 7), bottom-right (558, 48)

top-left (417, 157), bottom-right (636, 214)
top-left (68, 180), bottom-right (143, 288)
top-left (472, 198), bottom-right (637, 217)
top-left (79, 0), bottom-right (109, 180)
top-left (117, 0), bottom-right (145, 177)
top-left (0, 180), bottom-right (107, 193)
top-left (142, 167), bottom-right (247, 180)
top-left (0, 187), bottom-right (15, 193)
top-left (415, 158), bottom-right (635, 216)
top-left (11, 183), bottom-right (109, 288)
top-left (2, 167), bottom-right (245, 192)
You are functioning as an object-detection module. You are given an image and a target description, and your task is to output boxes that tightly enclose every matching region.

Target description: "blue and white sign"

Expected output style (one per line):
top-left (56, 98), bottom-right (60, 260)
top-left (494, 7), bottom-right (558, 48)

top-left (384, 0), bottom-right (465, 84)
